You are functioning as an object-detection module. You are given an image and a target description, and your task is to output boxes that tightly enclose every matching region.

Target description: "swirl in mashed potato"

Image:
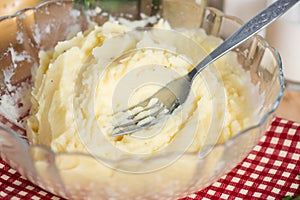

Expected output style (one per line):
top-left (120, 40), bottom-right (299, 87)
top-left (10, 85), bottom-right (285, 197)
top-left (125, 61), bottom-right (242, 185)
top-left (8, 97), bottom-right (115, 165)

top-left (27, 20), bottom-right (255, 158)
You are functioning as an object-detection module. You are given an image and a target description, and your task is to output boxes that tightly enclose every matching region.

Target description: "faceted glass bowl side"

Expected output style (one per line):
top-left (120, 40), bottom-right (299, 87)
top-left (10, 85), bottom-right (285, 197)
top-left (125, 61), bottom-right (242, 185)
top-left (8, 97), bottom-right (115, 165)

top-left (0, 0), bottom-right (284, 199)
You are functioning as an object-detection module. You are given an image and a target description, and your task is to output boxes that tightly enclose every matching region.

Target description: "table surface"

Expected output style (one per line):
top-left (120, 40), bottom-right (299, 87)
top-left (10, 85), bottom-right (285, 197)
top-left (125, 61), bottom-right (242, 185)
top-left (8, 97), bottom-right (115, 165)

top-left (0, 117), bottom-right (299, 200)
top-left (276, 90), bottom-right (300, 123)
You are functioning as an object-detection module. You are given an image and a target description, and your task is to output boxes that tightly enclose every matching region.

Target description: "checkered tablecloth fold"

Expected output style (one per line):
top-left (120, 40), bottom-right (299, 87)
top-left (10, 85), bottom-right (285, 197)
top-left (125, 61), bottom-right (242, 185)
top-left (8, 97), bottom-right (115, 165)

top-left (1, 117), bottom-right (299, 200)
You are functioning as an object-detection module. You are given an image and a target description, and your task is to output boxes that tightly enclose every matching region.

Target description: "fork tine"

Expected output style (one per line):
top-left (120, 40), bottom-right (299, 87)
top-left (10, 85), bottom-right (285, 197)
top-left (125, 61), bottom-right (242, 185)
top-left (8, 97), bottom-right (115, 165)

top-left (111, 105), bottom-right (169, 136)
top-left (127, 104), bottom-right (162, 120)
top-left (111, 125), bottom-right (144, 136)
top-left (113, 105), bottom-right (165, 129)
top-left (112, 98), bottom-right (162, 125)
top-left (113, 97), bottom-right (159, 119)
top-left (111, 116), bottom-right (161, 137)
top-left (111, 94), bottom-right (174, 136)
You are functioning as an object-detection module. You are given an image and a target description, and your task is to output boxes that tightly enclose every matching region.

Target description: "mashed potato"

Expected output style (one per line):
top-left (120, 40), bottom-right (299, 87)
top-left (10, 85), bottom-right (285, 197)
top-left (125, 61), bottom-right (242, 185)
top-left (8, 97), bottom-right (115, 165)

top-left (27, 20), bottom-right (254, 157)
top-left (25, 19), bottom-right (257, 198)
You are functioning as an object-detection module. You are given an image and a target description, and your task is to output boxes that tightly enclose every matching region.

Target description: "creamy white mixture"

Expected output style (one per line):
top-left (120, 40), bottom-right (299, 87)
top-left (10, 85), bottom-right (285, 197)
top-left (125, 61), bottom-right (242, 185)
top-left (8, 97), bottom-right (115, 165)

top-left (24, 19), bottom-right (258, 198)
top-left (27, 20), bottom-right (255, 158)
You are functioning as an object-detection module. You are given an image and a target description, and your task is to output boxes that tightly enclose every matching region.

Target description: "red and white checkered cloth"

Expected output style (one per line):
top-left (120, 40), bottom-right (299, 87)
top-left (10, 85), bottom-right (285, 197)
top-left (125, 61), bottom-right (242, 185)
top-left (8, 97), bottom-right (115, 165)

top-left (1, 117), bottom-right (299, 199)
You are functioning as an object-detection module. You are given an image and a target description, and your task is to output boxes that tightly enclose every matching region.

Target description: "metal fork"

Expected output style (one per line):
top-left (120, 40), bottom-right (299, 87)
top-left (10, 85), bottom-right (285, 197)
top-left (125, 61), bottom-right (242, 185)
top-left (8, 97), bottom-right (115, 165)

top-left (111, 0), bottom-right (299, 136)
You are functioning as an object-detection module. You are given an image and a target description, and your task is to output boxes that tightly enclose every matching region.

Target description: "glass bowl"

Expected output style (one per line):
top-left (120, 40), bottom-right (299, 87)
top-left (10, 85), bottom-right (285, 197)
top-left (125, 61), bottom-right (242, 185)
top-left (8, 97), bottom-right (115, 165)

top-left (0, 0), bottom-right (284, 199)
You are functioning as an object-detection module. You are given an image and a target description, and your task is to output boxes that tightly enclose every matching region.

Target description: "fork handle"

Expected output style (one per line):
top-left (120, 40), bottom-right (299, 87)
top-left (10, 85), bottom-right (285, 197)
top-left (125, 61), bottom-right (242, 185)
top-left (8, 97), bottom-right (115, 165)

top-left (188, 0), bottom-right (300, 80)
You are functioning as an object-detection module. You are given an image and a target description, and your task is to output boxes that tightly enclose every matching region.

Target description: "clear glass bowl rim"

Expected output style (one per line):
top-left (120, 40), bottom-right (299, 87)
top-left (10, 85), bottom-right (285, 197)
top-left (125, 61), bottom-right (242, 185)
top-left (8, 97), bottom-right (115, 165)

top-left (0, 0), bottom-right (285, 162)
